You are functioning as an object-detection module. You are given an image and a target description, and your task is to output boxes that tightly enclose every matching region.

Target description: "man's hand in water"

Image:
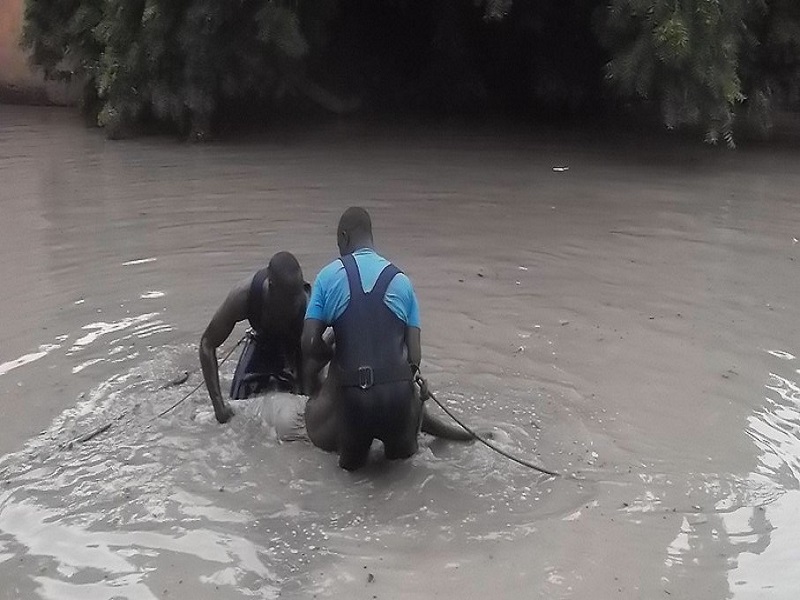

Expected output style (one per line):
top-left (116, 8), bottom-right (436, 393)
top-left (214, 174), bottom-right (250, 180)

top-left (214, 401), bottom-right (235, 424)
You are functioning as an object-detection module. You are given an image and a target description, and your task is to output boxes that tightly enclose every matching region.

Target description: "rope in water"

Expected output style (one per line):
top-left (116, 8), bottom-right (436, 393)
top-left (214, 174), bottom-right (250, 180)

top-left (62, 333), bottom-right (560, 480)
top-left (417, 375), bottom-right (560, 478)
top-left (153, 334), bottom-right (246, 420)
top-left (60, 334), bottom-right (246, 449)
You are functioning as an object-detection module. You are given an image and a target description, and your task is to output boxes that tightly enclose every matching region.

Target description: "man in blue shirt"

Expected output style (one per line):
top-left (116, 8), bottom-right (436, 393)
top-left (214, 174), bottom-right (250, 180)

top-left (302, 207), bottom-right (468, 470)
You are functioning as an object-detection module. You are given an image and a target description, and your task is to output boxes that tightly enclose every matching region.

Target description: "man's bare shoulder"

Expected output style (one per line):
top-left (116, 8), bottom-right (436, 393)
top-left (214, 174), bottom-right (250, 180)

top-left (216, 273), bottom-right (256, 324)
top-left (230, 273), bottom-right (256, 299)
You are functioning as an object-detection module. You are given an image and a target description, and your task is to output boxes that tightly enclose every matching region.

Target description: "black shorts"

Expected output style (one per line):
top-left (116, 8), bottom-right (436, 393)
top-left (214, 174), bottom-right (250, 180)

top-left (230, 334), bottom-right (295, 399)
top-left (336, 380), bottom-right (422, 471)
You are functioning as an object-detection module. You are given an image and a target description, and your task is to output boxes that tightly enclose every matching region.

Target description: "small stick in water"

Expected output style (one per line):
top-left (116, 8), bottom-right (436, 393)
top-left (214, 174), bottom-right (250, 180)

top-left (76, 422), bottom-right (113, 444)
top-left (158, 371), bottom-right (190, 390)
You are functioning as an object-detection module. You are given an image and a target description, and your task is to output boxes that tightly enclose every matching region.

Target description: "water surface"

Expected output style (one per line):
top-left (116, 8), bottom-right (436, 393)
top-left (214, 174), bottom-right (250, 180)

top-left (1, 106), bottom-right (799, 598)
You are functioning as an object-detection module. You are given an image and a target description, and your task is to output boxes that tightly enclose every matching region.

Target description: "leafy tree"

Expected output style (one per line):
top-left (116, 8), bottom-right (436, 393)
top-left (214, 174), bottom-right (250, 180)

top-left (24, 0), bottom-right (314, 137)
top-left (600, 0), bottom-right (764, 146)
top-left (741, 0), bottom-right (800, 130)
top-left (22, 0), bottom-right (103, 113)
top-left (21, 0), bottom-right (799, 143)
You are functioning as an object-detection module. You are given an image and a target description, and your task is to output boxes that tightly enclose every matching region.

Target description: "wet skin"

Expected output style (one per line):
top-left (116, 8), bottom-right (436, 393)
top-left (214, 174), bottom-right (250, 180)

top-left (200, 252), bottom-right (308, 424)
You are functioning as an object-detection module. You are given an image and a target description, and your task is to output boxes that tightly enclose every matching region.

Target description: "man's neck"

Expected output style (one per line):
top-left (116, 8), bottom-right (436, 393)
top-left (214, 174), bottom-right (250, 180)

top-left (349, 242), bottom-right (374, 254)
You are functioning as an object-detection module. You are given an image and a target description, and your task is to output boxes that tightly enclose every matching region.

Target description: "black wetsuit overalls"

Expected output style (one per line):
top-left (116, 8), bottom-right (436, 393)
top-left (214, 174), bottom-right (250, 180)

top-left (229, 268), bottom-right (301, 398)
top-left (333, 253), bottom-right (419, 470)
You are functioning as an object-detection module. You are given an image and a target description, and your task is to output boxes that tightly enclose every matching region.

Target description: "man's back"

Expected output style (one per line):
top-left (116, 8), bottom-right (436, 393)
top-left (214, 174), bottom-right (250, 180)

top-left (305, 247), bottom-right (421, 470)
top-left (305, 247), bottom-right (420, 330)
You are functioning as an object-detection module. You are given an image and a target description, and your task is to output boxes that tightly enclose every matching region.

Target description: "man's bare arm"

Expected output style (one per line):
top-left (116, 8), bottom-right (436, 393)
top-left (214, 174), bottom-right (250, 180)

top-left (404, 325), bottom-right (471, 441)
top-left (301, 318), bottom-right (330, 397)
top-left (421, 407), bottom-right (474, 441)
top-left (200, 279), bottom-right (249, 423)
top-left (405, 326), bottom-right (421, 370)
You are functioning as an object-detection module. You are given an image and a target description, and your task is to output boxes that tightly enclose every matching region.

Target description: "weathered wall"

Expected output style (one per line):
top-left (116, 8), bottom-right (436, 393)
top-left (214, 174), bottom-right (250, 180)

top-left (0, 0), bottom-right (34, 83)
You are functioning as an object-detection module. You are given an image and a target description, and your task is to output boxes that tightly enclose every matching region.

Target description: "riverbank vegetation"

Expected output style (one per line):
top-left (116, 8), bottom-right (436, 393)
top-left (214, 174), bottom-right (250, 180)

top-left (21, 0), bottom-right (800, 145)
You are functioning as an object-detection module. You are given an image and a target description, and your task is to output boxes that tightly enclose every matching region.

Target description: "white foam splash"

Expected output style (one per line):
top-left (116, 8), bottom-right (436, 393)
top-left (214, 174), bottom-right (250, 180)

top-left (72, 358), bottom-right (105, 374)
top-left (122, 257), bottom-right (157, 266)
top-left (139, 291), bottom-right (165, 299)
top-left (68, 313), bottom-right (158, 353)
top-left (0, 343), bottom-right (61, 377)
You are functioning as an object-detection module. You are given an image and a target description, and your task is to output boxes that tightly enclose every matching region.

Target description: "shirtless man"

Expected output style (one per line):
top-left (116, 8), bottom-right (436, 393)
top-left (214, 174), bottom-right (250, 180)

top-left (302, 207), bottom-right (467, 470)
top-left (200, 251), bottom-right (309, 424)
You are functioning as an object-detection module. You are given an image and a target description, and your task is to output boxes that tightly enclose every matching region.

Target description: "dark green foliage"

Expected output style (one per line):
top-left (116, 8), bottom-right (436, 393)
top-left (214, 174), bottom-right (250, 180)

top-left (743, 0), bottom-right (800, 123)
top-left (600, 0), bottom-right (760, 146)
top-left (22, 0), bottom-right (103, 113)
top-left (22, 0), bottom-right (102, 81)
top-left (21, 0), bottom-right (800, 143)
top-left (23, 0), bottom-right (313, 137)
top-left (765, 0), bottom-right (800, 108)
top-left (600, 0), bottom-right (800, 145)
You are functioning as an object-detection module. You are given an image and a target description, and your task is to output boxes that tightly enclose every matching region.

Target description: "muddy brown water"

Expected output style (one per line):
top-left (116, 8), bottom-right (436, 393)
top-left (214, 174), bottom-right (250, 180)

top-left (1, 105), bottom-right (799, 599)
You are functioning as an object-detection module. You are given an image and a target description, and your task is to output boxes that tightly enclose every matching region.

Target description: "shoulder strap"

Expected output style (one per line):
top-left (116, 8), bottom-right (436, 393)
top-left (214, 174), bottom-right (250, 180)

top-left (370, 263), bottom-right (401, 299)
top-left (247, 268), bottom-right (269, 332)
top-left (340, 254), bottom-right (365, 300)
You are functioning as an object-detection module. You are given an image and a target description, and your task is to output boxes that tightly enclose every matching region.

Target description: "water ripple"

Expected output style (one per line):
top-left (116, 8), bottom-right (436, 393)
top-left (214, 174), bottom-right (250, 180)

top-left (746, 372), bottom-right (800, 487)
top-left (0, 347), bottom-right (580, 599)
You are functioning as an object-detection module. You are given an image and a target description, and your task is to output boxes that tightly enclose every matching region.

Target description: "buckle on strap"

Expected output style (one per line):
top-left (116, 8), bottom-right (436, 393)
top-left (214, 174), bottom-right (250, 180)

top-left (358, 366), bottom-right (374, 390)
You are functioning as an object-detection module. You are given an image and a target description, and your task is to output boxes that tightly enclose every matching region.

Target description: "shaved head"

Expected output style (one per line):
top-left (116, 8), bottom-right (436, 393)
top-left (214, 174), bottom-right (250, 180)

top-left (267, 251), bottom-right (303, 291)
top-left (337, 207), bottom-right (373, 255)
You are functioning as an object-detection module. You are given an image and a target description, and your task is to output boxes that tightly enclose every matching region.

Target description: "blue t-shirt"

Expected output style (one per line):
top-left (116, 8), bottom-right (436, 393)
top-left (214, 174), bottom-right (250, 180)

top-left (305, 248), bottom-right (420, 328)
